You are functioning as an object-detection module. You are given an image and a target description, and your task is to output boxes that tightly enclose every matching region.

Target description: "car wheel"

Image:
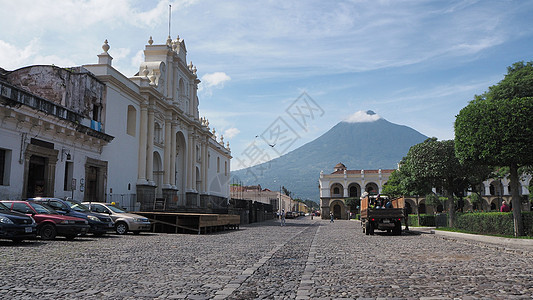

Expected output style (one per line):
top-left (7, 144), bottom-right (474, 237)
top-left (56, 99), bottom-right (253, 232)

top-left (115, 222), bottom-right (128, 235)
top-left (40, 224), bottom-right (57, 240)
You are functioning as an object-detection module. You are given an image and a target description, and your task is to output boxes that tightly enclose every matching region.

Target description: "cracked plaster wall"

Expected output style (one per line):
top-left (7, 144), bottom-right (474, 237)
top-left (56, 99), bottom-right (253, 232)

top-left (6, 66), bottom-right (105, 120)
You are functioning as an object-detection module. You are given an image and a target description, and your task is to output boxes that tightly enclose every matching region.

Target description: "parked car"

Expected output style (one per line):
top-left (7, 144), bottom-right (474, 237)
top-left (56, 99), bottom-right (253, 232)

top-left (284, 211), bottom-right (294, 219)
top-left (0, 202), bottom-right (37, 242)
top-left (82, 202), bottom-right (151, 235)
top-left (1, 200), bottom-right (90, 240)
top-left (29, 198), bottom-right (114, 236)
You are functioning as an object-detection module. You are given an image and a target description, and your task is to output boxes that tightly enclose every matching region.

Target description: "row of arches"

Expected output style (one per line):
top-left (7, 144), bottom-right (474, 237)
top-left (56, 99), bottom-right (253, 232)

top-left (404, 196), bottom-right (525, 214)
top-left (329, 182), bottom-right (382, 198)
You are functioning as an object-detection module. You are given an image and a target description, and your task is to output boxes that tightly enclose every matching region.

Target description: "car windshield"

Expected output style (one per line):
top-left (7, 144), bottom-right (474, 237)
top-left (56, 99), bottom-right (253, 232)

top-left (29, 202), bottom-right (57, 214)
top-left (66, 200), bottom-right (90, 212)
top-left (0, 202), bottom-right (8, 211)
top-left (107, 205), bottom-right (126, 213)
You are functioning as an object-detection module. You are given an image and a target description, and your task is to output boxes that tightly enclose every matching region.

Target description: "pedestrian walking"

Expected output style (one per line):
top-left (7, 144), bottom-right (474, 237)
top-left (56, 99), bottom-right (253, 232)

top-left (500, 201), bottom-right (510, 212)
top-left (280, 209), bottom-right (286, 226)
top-left (330, 212), bottom-right (334, 223)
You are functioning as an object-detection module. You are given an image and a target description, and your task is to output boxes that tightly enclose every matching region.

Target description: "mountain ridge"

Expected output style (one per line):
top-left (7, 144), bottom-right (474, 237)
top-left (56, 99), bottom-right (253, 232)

top-left (231, 116), bottom-right (428, 202)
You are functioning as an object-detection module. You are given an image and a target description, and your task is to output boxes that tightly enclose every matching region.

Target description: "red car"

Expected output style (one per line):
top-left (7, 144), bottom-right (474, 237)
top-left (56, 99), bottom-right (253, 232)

top-left (1, 200), bottom-right (90, 240)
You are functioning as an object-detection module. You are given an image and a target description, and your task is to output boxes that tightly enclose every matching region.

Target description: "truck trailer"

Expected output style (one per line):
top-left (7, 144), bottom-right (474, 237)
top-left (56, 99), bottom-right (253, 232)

top-left (360, 194), bottom-right (404, 235)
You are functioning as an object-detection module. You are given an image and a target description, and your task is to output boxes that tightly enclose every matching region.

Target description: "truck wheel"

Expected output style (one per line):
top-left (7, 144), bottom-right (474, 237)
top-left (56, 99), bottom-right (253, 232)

top-left (393, 221), bottom-right (402, 235)
top-left (364, 222), bottom-right (370, 235)
top-left (369, 223), bottom-right (374, 235)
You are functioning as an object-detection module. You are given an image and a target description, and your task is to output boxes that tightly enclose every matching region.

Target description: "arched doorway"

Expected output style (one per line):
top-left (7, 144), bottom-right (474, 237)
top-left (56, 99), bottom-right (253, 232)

top-left (153, 151), bottom-right (163, 197)
top-left (348, 183), bottom-right (360, 198)
top-left (333, 204), bottom-right (341, 219)
top-left (419, 202), bottom-right (426, 214)
top-left (490, 181), bottom-right (503, 197)
top-left (196, 166), bottom-right (201, 192)
top-left (365, 182), bottom-right (379, 195)
top-left (330, 200), bottom-right (346, 220)
top-left (330, 183), bottom-right (344, 197)
top-left (175, 131), bottom-right (187, 205)
top-left (405, 202), bottom-right (413, 214)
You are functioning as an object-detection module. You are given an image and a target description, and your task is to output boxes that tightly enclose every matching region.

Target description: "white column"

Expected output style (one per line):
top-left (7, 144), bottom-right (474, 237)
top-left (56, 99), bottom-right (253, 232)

top-left (170, 121), bottom-right (177, 189)
top-left (484, 181), bottom-right (491, 196)
top-left (163, 113), bottom-right (172, 188)
top-left (137, 101), bottom-right (148, 185)
top-left (201, 138), bottom-right (208, 193)
top-left (146, 104), bottom-right (154, 184)
top-left (187, 131), bottom-right (194, 191)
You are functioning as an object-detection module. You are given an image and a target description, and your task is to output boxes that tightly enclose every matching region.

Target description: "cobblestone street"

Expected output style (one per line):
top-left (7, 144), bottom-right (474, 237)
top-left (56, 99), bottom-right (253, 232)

top-left (1, 217), bottom-right (532, 300)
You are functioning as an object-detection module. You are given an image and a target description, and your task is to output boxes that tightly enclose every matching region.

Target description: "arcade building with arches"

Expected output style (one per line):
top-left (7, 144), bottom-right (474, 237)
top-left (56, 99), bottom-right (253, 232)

top-left (319, 163), bottom-right (532, 220)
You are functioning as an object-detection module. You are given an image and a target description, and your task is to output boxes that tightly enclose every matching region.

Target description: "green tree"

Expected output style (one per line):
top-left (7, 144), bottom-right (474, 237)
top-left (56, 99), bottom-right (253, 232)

top-left (455, 61), bottom-right (533, 236)
top-left (402, 138), bottom-right (471, 227)
top-left (467, 192), bottom-right (483, 211)
top-left (424, 193), bottom-right (442, 210)
top-left (383, 158), bottom-right (433, 225)
top-left (344, 197), bottom-right (359, 214)
top-left (381, 168), bottom-right (407, 198)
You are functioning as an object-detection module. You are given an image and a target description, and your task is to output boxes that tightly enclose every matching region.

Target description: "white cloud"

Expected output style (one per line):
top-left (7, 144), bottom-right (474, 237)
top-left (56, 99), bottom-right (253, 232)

top-left (201, 72), bottom-right (231, 87)
top-left (130, 50), bottom-right (145, 73)
top-left (223, 127), bottom-right (240, 139)
top-left (110, 47), bottom-right (131, 61)
top-left (0, 39), bottom-right (38, 69)
top-left (344, 110), bottom-right (382, 123)
top-left (198, 72), bottom-right (231, 95)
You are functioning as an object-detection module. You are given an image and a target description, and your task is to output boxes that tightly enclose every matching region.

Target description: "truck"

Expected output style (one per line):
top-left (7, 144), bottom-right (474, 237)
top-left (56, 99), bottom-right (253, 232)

top-left (360, 193), bottom-right (404, 235)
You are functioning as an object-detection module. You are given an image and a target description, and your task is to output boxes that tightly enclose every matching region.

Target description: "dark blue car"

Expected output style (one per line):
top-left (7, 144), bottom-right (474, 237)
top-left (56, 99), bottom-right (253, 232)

top-left (29, 198), bottom-right (114, 236)
top-left (0, 202), bottom-right (37, 242)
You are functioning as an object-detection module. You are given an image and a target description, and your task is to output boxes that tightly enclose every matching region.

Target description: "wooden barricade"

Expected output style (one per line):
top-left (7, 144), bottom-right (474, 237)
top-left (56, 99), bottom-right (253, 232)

top-left (134, 212), bottom-right (240, 234)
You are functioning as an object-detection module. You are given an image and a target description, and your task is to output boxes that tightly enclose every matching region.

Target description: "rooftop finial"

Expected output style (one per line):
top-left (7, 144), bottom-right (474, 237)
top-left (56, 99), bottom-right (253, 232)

top-left (102, 39), bottom-right (110, 53)
top-left (148, 36), bottom-right (153, 45)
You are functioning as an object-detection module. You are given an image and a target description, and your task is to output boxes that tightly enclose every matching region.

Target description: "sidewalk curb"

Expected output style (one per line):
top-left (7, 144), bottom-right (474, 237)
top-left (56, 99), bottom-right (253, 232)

top-left (432, 230), bottom-right (533, 250)
top-left (356, 220), bottom-right (533, 251)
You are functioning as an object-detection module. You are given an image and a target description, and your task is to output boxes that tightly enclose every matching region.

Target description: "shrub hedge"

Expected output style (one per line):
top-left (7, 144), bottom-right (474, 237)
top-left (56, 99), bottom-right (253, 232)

top-left (361, 211), bottom-right (533, 236)
top-left (407, 214), bottom-right (436, 227)
top-left (455, 212), bottom-right (533, 236)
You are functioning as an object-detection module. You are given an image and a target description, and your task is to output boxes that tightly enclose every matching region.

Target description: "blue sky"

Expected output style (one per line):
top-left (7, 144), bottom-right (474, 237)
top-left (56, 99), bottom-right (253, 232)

top-left (1, 0), bottom-right (533, 171)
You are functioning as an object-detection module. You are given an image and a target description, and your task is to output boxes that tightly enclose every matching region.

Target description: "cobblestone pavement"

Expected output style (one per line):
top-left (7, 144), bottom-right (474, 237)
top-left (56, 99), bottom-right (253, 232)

top-left (1, 217), bottom-right (532, 300)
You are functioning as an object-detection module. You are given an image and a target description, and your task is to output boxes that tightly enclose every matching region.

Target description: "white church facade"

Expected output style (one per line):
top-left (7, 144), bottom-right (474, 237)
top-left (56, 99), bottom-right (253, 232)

top-left (0, 36), bottom-right (231, 212)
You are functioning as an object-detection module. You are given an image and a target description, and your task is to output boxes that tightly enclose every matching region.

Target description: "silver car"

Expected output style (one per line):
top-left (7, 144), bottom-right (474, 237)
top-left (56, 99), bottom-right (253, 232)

top-left (82, 202), bottom-right (151, 235)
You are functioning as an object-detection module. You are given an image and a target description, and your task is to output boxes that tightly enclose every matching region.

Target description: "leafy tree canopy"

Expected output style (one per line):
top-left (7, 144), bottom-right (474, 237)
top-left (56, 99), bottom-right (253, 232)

top-left (455, 61), bottom-right (533, 236)
top-left (455, 97), bottom-right (533, 167)
top-left (404, 138), bottom-right (463, 190)
top-left (485, 61), bottom-right (533, 101)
